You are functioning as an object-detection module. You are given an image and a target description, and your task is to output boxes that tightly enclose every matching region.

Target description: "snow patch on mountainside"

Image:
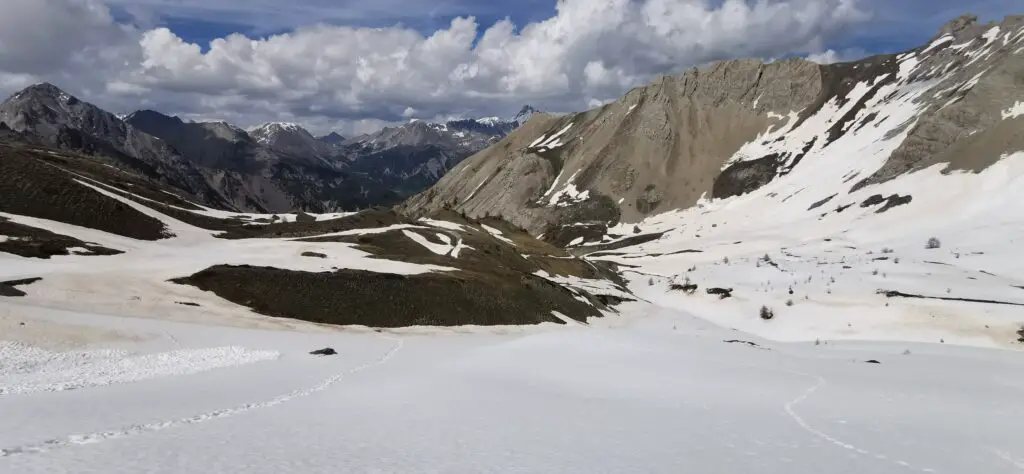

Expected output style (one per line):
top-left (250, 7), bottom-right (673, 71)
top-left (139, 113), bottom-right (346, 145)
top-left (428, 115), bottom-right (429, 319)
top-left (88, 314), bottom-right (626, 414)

top-left (1002, 101), bottom-right (1024, 120)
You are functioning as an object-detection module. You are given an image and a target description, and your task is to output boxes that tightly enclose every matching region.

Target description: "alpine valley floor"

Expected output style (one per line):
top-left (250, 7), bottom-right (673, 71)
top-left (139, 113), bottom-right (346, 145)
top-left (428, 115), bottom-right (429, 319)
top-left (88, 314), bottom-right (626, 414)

top-left (3, 298), bottom-right (1024, 473)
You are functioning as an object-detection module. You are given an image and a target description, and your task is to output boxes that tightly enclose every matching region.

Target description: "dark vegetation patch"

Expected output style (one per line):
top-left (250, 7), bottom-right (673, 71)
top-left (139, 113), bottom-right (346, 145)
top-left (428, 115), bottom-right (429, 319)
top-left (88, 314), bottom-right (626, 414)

top-left (712, 154), bottom-right (781, 199)
top-left (171, 265), bottom-right (603, 327)
top-left (310, 347), bottom-right (337, 356)
top-left (175, 301), bottom-right (201, 307)
top-left (835, 203), bottom-right (854, 213)
top-left (878, 290), bottom-right (1024, 307)
top-left (0, 283), bottom-right (26, 297)
top-left (0, 276), bottom-right (41, 297)
top-left (221, 208), bottom-right (408, 239)
top-left (301, 252), bottom-right (327, 259)
top-left (2, 277), bottom-right (42, 287)
top-left (0, 143), bottom-right (172, 240)
top-left (808, 194), bottom-right (838, 211)
top-left (864, 360), bottom-right (881, 364)
top-left (0, 217), bottom-right (123, 259)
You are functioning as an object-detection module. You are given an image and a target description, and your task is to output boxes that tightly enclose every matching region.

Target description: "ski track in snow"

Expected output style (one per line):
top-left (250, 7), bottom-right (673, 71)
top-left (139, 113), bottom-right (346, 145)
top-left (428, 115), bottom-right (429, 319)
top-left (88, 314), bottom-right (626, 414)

top-left (0, 334), bottom-right (404, 458)
top-left (782, 370), bottom-right (935, 473)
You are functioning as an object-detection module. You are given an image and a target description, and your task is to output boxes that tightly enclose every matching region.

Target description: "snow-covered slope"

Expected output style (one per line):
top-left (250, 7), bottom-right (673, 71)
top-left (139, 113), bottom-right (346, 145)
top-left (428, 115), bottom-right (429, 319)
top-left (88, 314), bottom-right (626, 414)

top-left (397, 15), bottom-right (1024, 347)
top-left (405, 15), bottom-right (1024, 235)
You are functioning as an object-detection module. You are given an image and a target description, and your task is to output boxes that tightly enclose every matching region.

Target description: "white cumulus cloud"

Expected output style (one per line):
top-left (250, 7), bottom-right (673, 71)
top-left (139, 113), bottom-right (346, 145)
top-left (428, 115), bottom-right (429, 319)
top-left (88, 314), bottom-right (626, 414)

top-left (0, 0), bottom-right (872, 135)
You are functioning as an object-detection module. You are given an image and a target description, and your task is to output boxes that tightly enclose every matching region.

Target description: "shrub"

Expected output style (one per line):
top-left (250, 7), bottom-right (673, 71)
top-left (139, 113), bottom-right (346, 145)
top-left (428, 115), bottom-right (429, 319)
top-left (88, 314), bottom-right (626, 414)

top-left (926, 237), bottom-right (941, 249)
top-left (785, 299), bottom-right (794, 307)
top-left (881, 247), bottom-right (894, 254)
top-left (1017, 326), bottom-right (1024, 343)
top-left (722, 256), bottom-right (730, 264)
top-left (894, 257), bottom-right (900, 264)
top-left (872, 269), bottom-right (879, 276)
top-left (759, 305), bottom-right (775, 320)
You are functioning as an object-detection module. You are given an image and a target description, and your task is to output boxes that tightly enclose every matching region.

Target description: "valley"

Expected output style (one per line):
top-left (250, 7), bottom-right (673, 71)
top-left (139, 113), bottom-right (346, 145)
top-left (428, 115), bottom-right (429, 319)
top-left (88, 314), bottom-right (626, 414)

top-left (1, 10), bottom-right (1023, 474)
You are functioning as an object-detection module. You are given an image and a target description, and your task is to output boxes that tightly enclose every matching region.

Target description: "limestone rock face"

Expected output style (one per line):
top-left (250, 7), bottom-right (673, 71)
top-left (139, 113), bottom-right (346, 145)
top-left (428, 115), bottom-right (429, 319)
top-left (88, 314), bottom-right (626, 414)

top-left (402, 15), bottom-right (1024, 237)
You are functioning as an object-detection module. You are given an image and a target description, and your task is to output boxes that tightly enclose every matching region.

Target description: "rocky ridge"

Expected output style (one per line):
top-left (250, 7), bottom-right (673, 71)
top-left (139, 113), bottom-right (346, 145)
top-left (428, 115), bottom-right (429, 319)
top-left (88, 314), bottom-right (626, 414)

top-left (402, 15), bottom-right (1024, 238)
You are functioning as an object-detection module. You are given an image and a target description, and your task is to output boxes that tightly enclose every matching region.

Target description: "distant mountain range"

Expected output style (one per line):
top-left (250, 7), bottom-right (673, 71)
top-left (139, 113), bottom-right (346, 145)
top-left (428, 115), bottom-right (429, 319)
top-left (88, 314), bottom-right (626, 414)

top-left (0, 83), bottom-right (536, 212)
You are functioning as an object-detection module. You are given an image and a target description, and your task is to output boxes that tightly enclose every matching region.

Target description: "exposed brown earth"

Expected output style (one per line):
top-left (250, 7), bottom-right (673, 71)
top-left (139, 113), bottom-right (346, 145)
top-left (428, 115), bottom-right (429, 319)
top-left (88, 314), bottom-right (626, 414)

top-left (172, 266), bottom-right (601, 327)
top-left (0, 140), bottom-right (172, 240)
top-left (0, 217), bottom-right (123, 258)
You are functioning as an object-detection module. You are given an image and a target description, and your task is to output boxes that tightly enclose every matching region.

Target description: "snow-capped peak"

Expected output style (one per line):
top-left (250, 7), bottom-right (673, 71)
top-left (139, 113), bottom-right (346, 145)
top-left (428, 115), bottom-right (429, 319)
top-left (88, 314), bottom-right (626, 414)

top-left (513, 105), bottom-right (539, 124)
top-left (476, 117), bottom-right (503, 126)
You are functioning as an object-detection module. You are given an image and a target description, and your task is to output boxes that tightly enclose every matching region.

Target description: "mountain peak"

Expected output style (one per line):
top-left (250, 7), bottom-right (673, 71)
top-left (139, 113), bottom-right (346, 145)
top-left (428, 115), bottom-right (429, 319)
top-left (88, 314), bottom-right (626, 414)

top-left (938, 14), bottom-right (979, 37)
top-left (318, 131), bottom-right (346, 144)
top-left (124, 109), bottom-right (182, 125)
top-left (7, 82), bottom-right (76, 104)
top-left (513, 105), bottom-right (540, 124)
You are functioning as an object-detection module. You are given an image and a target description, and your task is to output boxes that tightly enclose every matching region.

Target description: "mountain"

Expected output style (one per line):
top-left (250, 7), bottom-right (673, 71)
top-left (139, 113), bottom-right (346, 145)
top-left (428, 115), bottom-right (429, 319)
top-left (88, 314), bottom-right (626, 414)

top-left (124, 110), bottom-right (400, 212)
top-left (512, 105), bottom-right (540, 124)
top-left (0, 83), bottom-right (525, 213)
top-left (322, 111), bottom-right (534, 197)
top-left (249, 122), bottom-right (331, 163)
top-left (403, 15), bottom-right (1024, 237)
top-left (0, 83), bottom-right (228, 208)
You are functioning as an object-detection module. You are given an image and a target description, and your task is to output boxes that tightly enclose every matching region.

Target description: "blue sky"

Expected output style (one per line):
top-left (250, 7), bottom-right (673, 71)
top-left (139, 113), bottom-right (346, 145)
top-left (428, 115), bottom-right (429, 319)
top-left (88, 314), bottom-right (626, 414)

top-left (5, 0), bottom-right (1020, 135)
top-left (107, 0), bottom-right (1022, 55)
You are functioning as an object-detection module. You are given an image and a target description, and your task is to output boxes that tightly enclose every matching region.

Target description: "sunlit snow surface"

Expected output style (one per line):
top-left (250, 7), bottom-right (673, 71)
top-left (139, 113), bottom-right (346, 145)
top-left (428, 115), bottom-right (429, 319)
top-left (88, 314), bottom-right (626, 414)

top-left (2, 303), bottom-right (1024, 473)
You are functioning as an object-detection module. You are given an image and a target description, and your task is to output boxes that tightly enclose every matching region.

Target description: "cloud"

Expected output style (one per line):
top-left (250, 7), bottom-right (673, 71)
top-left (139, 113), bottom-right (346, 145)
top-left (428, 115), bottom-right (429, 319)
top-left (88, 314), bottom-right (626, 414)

top-left (0, 0), bottom-right (876, 135)
top-left (805, 47), bottom-right (868, 64)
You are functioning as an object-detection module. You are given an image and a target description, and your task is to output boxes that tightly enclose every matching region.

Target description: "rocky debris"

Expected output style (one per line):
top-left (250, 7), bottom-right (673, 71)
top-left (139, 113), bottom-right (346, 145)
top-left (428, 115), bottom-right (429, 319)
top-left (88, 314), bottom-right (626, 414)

top-left (724, 339), bottom-right (760, 347)
top-left (861, 194), bottom-right (914, 213)
top-left (808, 194), bottom-right (838, 211)
top-left (295, 212), bottom-right (316, 223)
top-left (670, 283), bottom-right (698, 294)
top-left (542, 222), bottom-right (607, 248)
top-left (878, 289), bottom-right (1024, 307)
top-left (175, 301), bottom-right (201, 307)
top-left (301, 251), bottom-right (327, 258)
top-left (707, 287), bottom-right (734, 299)
top-left (309, 347), bottom-right (337, 356)
top-left (713, 155), bottom-right (781, 199)
top-left (865, 360), bottom-right (882, 364)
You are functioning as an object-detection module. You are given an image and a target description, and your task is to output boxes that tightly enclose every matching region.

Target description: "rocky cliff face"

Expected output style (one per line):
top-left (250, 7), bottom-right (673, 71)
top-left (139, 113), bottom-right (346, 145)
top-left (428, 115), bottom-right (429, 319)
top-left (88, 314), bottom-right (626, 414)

top-left (1, 82), bottom-right (532, 213)
top-left (402, 15), bottom-right (1024, 237)
top-left (0, 84), bottom-right (228, 207)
